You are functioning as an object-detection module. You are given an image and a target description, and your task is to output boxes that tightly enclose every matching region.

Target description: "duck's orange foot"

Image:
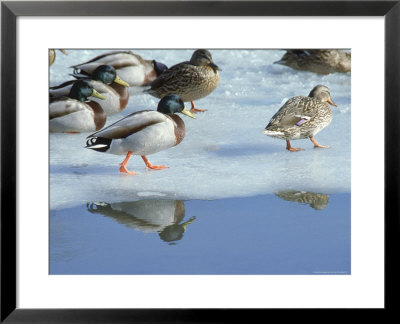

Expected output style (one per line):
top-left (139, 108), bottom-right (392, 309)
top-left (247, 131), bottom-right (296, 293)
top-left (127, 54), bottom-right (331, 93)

top-left (141, 155), bottom-right (168, 170)
top-left (146, 164), bottom-right (169, 170)
top-left (286, 140), bottom-right (303, 152)
top-left (310, 137), bottom-right (329, 149)
top-left (190, 107), bottom-right (208, 113)
top-left (66, 131), bottom-right (79, 134)
top-left (287, 147), bottom-right (303, 152)
top-left (119, 165), bottom-right (136, 175)
top-left (313, 144), bottom-right (329, 149)
top-left (190, 101), bottom-right (207, 113)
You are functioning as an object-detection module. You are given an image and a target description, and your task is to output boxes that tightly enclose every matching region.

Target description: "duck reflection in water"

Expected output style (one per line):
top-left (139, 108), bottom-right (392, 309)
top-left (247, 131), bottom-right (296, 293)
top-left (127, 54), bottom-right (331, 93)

top-left (87, 199), bottom-right (195, 244)
top-left (274, 190), bottom-right (329, 210)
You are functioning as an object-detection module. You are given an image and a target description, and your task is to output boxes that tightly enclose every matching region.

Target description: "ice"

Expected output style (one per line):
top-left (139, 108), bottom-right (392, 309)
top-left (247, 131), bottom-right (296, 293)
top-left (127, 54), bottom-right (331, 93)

top-left (50, 49), bottom-right (351, 209)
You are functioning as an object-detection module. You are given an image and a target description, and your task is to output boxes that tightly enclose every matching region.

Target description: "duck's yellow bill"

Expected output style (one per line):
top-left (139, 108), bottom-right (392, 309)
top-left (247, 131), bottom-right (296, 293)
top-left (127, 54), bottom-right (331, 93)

top-left (91, 89), bottom-right (106, 100)
top-left (114, 75), bottom-right (130, 87)
top-left (181, 107), bottom-right (196, 119)
top-left (327, 98), bottom-right (337, 107)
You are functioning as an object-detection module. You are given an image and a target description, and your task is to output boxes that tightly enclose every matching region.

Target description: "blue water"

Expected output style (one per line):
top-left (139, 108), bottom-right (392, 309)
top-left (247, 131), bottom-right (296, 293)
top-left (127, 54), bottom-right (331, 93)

top-left (50, 193), bottom-right (350, 275)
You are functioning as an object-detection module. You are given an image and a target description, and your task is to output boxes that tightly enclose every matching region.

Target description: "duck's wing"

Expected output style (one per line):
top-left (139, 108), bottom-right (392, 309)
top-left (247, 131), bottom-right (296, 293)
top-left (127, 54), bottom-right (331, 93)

top-left (149, 61), bottom-right (192, 90)
top-left (87, 110), bottom-right (168, 139)
top-left (72, 51), bottom-right (146, 69)
top-left (49, 98), bottom-right (88, 119)
top-left (269, 96), bottom-right (320, 127)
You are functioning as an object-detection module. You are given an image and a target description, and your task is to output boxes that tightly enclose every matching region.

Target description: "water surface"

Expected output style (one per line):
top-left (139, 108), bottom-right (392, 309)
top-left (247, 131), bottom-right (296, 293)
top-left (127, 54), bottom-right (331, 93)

top-left (50, 193), bottom-right (350, 275)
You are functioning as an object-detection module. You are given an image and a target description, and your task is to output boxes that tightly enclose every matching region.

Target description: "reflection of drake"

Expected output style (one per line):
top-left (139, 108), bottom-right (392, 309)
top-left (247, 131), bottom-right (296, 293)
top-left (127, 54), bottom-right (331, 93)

top-left (274, 190), bottom-right (329, 210)
top-left (87, 200), bottom-right (195, 243)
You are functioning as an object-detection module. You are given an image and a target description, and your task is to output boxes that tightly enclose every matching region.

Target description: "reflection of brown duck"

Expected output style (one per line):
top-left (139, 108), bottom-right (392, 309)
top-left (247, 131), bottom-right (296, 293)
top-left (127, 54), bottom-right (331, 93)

top-left (274, 190), bottom-right (329, 210)
top-left (87, 200), bottom-right (196, 243)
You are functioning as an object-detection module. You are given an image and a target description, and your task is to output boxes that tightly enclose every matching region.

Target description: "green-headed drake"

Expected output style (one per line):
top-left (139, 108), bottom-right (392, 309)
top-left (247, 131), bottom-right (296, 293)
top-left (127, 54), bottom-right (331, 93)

top-left (71, 50), bottom-right (168, 87)
top-left (50, 65), bottom-right (130, 115)
top-left (85, 94), bottom-right (195, 175)
top-left (49, 49), bottom-right (67, 66)
top-left (87, 200), bottom-right (196, 243)
top-left (275, 49), bottom-right (351, 74)
top-left (263, 85), bottom-right (337, 151)
top-left (50, 79), bottom-right (106, 133)
top-left (146, 49), bottom-right (221, 113)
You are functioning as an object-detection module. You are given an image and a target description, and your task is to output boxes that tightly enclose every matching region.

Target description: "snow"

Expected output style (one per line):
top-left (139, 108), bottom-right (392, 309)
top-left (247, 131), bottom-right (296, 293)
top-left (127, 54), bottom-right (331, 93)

top-left (50, 49), bottom-right (351, 209)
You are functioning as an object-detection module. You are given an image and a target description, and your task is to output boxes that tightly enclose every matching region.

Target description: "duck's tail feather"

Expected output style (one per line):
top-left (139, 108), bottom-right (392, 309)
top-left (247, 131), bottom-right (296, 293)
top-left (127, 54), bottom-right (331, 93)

top-left (263, 129), bottom-right (285, 136)
top-left (69, 72), bottom-right (90, 79)
top-left (85, 136), bottom-right (111, 152)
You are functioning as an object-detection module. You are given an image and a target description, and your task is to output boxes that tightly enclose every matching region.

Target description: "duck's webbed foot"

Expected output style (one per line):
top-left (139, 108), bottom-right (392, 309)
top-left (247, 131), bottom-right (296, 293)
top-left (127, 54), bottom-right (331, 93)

top-left (141, 156), bottom-right (168, 170)
top-left (310, 137), bottom-right (329, 149)
top-left (119, 151), bottom-right (137, 175)
top-left (190, 101), bottom-right (208, 113)
top-left (286, 140), bottom-right (303, 152)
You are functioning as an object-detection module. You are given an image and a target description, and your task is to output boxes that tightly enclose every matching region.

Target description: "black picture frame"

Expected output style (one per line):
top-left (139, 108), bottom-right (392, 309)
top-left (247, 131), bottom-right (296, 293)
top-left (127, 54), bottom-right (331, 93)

top-left (1, 0), bottom-right (399, 322)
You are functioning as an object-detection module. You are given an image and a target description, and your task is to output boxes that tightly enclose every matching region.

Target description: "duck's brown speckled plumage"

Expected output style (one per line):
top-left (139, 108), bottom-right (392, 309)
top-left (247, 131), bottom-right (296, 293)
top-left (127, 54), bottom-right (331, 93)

top-left (264, 85), bottom-right (336, 151)
top-left (265, 96), bottom-right (333, 140)
top-left (276, 49), bottom-right (351, 74)
top-left (147, 49), bottom-right (220, 102)
top-left (274, 190), bottom-right (329, 210)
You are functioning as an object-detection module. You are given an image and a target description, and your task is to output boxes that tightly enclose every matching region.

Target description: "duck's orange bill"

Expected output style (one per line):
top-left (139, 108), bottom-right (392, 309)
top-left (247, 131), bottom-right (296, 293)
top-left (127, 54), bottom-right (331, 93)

top-left (327, 98), bottom-right (337, 107)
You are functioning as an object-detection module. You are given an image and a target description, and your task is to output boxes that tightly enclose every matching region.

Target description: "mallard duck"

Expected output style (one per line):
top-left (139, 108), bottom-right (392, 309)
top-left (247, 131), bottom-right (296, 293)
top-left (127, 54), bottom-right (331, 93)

top-left (263, 85), bottom-right (337, 151)
top-left (274, 190), bottom-right (329, 210)
top-left (85, 94), bottom-right (195, 175)
top-left (71, 50), bottom-right (168, 87)
top-left (275, 49), bottom-right (351, 74)
top-left (146, 49), bottom-right (221, 113)
top-left (50, 65), bottom-right (130, 115)
top-left (87, 200), bottom-right (196, 243)
top-left (49, 49), bottom-right (67, 66)
top-left (50, 79), bottom-right (107, 133)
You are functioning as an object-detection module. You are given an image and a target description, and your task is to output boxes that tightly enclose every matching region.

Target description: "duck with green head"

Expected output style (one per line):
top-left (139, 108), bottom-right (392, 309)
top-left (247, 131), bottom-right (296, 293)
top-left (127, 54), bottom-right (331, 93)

top-left (71, 50), bottom-right (168, 87)
top-left (50, 65), bottom-right (130, 115)
top-left (50, 79), bottom-right (107, 133)
top-left (146, 49), bottom-right (221, 113)
top-left (263, 85), bottom-right (337, 151)
top-left (85, 94), bottom-right (195, 175)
